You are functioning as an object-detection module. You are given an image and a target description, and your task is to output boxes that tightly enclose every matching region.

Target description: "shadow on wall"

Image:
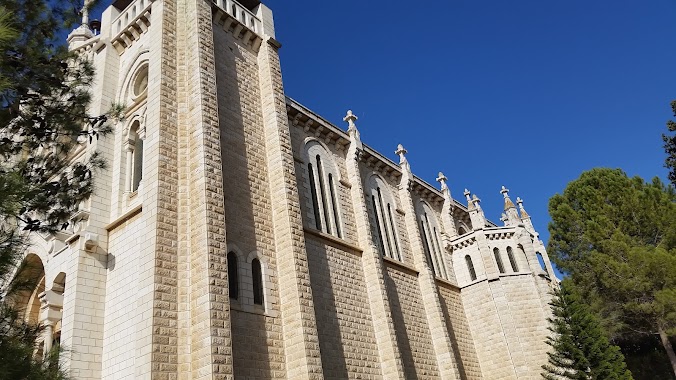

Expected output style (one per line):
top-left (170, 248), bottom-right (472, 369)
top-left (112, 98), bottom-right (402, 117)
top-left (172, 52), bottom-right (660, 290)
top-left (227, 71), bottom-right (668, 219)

top-left (437, 290), bottom-right (469, 380)
top-left (306, 241), bottom-right (349, 380)
top-left (214, 30), bottom-right (276, 379)
top-left (384, 269), bottom-right (419, 380)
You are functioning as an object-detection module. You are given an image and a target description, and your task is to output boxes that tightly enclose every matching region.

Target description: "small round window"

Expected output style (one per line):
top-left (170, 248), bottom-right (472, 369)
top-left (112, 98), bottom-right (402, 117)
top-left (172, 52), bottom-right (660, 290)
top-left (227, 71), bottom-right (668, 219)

top-left (132, 64), bottom-right (148, 98)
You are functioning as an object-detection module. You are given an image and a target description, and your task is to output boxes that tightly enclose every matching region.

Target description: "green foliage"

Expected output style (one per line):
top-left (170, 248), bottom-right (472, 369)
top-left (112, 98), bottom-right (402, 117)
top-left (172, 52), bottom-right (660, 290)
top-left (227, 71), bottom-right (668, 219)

top-left (664, 100), bottom-right (676, 187)
top-left (548, 169), bottom-right (676, 333)
top-left (542, 282), bottom-right (633, 380)
top-left (548, 168), bottom-right (676, 375)
top-left (0, 0), bottom-right (117, 378)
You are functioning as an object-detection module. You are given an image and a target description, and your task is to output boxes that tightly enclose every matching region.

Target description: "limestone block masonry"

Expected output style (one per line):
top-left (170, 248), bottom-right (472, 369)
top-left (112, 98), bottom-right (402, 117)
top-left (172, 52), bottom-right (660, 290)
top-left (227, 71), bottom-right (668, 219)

top-left (18, 0), bottom-right (559, 379)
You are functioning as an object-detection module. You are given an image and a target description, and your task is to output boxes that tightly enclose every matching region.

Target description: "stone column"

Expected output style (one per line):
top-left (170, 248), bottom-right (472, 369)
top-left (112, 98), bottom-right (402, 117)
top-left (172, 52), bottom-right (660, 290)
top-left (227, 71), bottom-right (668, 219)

top-left (257, 36), bottom-right (324, 380)
top-left (177, 0), bottom-right (233, 378)
top-left (395, 145), bottom-right (462, 379)
top-left (342, 111), bottom-right (406, 379)
top-left (39, 289), bottom-right (63, 359)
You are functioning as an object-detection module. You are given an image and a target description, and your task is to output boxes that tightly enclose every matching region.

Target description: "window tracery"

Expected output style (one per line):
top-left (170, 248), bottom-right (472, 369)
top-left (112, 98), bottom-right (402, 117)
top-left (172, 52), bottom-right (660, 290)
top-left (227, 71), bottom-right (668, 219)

top-left (303, 140), bottom-right (342, 238)
top-left (366, 175), bottom-right (402, 261)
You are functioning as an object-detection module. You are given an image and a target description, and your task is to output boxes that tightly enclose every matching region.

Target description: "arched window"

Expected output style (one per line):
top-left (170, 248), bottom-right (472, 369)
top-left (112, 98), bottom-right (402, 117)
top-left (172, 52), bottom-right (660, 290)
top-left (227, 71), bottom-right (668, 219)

top-left (458, 226), bottom-right (467, 235)
top-left (304, 142), bottom-right (342, 238)
top-left (536, 252), bottom-right (549, 274)
top-left (227, 252), bottom-right (238, 300)
top-left (417, 201), bottom-right (448, 279)
top-left (366, 175), bottom-right (401, 261)
top-left (252, 258), bottom-right (264, 305)
top-left (507, 246), bottom-right (518, 272)
top-left (465, 255), bottom-right (477, 281)
top-left (493, 247), bottom-right (505, 274)
top-left (125, 121), bottom-right (144, 193)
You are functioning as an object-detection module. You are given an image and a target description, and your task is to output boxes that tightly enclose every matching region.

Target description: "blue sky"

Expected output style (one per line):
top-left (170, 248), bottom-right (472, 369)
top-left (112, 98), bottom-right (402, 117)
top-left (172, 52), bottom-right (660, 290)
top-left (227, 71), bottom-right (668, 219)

top-left (264, 0), bottom-right (676, 276)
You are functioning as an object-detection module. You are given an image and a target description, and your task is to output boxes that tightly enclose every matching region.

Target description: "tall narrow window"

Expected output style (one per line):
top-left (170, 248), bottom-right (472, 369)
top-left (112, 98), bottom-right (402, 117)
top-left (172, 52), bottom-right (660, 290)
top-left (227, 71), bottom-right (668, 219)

top-left (307, 163), bottom-right (322, 230)
top-left (507, 246), bottom-right (518, 272)
top-left (536, 252), bottom-right (549, 274)
top-left (367, 176), bottom-right (401, 261)
top-left (132, 137), bottom-right (143, 191)
top-left (304, 142), bottom-right (342, 238)
top-left (377, 188), bottom-right (393, 256)
top-left (465, 255), bottom-right (477, 281)
top-left (417, 203), bottom-right (448, 279)
top-left (494, 248), bottom-right (505, 274)
top-left (387, 204), bottom-right (401, 261)
top-left (227, 252), bottom-right (238, 300)
top-left (316, 155), bottom-right (331, 235)
top-left (252, 259), bottom-right (264, 305)
top-left (328, 174), bottom-right (341, 238)
top-left (420, 221), bottom-right (436, 275)
top-left (372, 195), bottom-right (386, 255)
top-left (126, 121), bottom-right (144, 193)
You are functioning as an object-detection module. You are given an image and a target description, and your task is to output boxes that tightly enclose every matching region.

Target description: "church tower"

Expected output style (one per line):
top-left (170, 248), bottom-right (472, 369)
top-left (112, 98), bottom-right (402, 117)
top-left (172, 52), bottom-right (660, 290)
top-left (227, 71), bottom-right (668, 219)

top-left (19, 0), bottom-right (558, 378)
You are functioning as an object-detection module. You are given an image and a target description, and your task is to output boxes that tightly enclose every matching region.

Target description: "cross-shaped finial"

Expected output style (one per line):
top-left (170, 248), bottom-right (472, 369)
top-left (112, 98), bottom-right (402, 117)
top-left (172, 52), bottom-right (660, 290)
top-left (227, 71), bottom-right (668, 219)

top-left (395, 144), bottom-right (408, 164)
top-left (436, 172), bottom-right (448, 190)
top-left (516, 197), bottom-right (523, 207)
top-left (464, 188), bottom-right (471, 201)
top-left (343, 110), bottom-right (358, 130)
top-left (500, 186), bottom-right (510, 199)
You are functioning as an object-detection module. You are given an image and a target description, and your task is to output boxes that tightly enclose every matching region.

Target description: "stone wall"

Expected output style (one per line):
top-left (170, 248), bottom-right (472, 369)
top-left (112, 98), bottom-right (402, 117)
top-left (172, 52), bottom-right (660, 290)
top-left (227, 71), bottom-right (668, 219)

top-left (306, 236), bottom-right (382, 380)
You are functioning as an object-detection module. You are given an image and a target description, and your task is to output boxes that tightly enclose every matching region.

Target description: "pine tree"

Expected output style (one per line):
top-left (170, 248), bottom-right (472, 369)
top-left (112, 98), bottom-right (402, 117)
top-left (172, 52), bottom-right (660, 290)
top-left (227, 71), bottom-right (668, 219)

top-left (548, 168), bottom-right (676, 376)
top-left (0, 0), bottom-right (118, 378)
top-left (543, 283), bottom-right (633, 380)
top-left (664, 100), bottom-right (676, 187)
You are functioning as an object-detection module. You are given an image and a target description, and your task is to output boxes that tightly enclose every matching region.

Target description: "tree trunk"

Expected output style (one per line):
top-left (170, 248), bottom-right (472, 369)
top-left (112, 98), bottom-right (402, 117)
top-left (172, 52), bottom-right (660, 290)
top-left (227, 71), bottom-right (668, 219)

top-left (658, 325), bottom-right (676, 378)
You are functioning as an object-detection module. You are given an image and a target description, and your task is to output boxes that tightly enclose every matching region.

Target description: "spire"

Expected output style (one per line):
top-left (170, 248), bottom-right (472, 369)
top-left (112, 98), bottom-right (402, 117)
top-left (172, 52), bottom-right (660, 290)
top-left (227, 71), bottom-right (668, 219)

top-left (437, 172), bottom-right (458, 239)
top-left (67, 0), bottom-right (93, 48)
top-left (516, 197), bottom-right (529, 219)
top-left (500, 186), bottom-right (516, 210)
top-left (464, 188), bottom-right (474, 210)
top-left (470, 194), bottom-right (487, 229)
top-left (501, 186), bottom-right (521, 226)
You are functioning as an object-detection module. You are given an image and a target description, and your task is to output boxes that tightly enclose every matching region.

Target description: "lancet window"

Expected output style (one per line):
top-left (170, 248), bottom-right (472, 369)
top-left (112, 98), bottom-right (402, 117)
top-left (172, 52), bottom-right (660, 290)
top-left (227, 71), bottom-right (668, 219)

top-left (494, 247), bottom-right (506, 274)
top-left (417, 201), bottom-right (448, 279)
top-left (304, 141), bottom-right (342, 238)
top-left (252, 258), bottom-right (264, 305)
top-left (507, 246), bottom-right (518, 272)
top-left (227, 252), bottom-right (238, 300)
top-left (367, 175), bottom-right (402, 261)
top-left (125, 120), bottom-right (144, 193)
top-left (465, 255), bottom-right (477, 281)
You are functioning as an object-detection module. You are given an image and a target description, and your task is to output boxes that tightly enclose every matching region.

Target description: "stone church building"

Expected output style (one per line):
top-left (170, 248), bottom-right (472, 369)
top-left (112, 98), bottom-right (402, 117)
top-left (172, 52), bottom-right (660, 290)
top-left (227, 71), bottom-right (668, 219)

top-left (18, 0), bottom-right (558, 378)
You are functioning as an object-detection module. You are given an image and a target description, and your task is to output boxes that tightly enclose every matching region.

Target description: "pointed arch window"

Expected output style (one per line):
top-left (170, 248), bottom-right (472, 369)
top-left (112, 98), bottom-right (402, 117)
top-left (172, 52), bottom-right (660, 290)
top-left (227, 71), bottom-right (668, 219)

top-left (417, 202), bottom-right (448, 279)
top-left (536, 252), bottom-right (549, 274)
top-left (367, 175), bottom-right (402, 261)
top-left (252, 258), bottom-right (264, 305)
top-left (227, 252), bottom-right (238, 300)
top-left (125, 120), bottom-right (144, 193)
top-left (304, 141), bottom-right (342, 238)
top-left (494, 247), bottom-right (505, 274)
top-left (465, 255), bottom-right (477, 281)
top-left (507, 246), bottom-right (518, 272)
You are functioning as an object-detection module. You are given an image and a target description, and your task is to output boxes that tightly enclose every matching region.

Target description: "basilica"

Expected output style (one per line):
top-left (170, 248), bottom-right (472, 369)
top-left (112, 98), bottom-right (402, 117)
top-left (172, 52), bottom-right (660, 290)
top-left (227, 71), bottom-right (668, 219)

top-left (18, 0), bottom-right (558, 378)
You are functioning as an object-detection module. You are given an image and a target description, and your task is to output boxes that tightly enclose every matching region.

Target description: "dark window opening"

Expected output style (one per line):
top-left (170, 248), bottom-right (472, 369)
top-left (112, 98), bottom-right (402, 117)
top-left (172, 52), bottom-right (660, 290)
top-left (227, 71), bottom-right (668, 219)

top-left (252, 258), bottom-right (264, 305)
top-left (227, 252), bottom-right (238, 300)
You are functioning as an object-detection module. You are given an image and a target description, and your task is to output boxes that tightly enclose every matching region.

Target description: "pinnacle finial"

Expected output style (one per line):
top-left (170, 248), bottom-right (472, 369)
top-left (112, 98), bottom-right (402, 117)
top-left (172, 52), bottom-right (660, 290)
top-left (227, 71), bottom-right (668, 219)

top-left (436, 172), bottom-right (448, 190)
top-left (395, 144), bottom-right (408, 164)
top-left (343, 110), bottom-right (358, 130)
top-left (500, 185), bottom-right (510, 198)
top-left (517, 197), bottom-right (530, 218)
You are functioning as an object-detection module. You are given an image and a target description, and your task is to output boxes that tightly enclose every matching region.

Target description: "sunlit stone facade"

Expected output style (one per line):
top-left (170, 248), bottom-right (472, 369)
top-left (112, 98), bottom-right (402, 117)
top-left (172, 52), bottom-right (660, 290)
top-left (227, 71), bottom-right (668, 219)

top-left (19, 0), bottom-right (558, 378)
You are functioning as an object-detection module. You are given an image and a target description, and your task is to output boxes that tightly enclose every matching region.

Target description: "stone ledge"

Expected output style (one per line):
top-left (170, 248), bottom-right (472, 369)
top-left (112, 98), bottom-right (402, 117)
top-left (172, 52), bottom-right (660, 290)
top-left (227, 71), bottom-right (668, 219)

top-left (382, 255), bottom-right (418, 276)
top-left (304, 227), bottom-right (363, 255)
top-left (105, 204), bottom-right (143, 232)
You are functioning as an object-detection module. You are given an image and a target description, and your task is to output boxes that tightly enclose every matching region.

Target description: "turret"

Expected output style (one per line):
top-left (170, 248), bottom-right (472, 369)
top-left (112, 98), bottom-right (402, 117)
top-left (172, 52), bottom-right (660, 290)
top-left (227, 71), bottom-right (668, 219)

top-left (500, 186), bottom-right (521, 226)
top-left (517, 197), bottom-right (536, 235)
top-left (464, 189), bottom-right (487, 229)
